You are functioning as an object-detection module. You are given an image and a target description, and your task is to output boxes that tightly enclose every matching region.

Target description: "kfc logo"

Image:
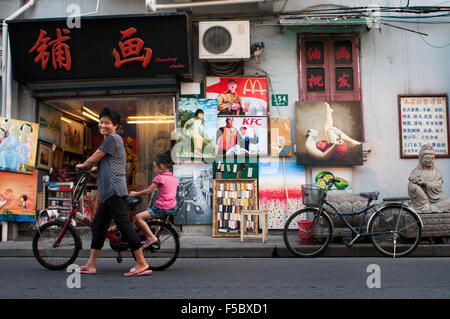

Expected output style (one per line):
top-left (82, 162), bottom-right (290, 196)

top-left (242, 118), bottom-right (262, 126)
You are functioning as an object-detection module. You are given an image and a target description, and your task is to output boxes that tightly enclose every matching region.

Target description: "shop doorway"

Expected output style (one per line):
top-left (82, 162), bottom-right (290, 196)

top-left (40, 95), bottom-right (175, 195)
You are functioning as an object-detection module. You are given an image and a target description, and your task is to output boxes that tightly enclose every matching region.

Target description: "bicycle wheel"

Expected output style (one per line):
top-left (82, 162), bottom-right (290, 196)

top-left (283, 208), bottom-right (333, 257)
top-left (32, 220), bottom-right (82, 270)
top-left (369, 205), bottom-right (422, 257)
top-left (140, 221), bottom-right (180, 271)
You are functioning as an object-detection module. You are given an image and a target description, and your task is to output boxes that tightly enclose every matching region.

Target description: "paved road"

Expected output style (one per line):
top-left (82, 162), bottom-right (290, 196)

top-left (1, 257), bottom-right (449, 299)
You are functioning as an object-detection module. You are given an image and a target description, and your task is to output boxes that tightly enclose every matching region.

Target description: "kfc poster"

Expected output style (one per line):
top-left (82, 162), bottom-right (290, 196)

top-left (206, 76), bottom-right (268, 116)
top-left (216, 117), bottom-right (268, 156)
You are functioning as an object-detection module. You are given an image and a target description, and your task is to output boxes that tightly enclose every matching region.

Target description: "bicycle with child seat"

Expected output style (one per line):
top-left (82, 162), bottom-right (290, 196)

top-left (283, 175), bottom-right (423, 258)
top-left (32, 170), bottom-right (183, 271)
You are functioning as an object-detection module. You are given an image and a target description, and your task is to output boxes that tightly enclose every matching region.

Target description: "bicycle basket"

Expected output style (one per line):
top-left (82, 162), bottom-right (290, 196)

top-left (301, 184), bottom-right (324, 207)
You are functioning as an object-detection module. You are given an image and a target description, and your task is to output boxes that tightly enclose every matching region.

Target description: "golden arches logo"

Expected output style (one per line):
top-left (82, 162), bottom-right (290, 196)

top-left (243, 79), bottom-right (266, 95)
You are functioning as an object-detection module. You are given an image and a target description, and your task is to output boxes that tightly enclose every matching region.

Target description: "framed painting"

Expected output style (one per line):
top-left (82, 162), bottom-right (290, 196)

top-left (205, 76), bottom-right (268, 116)
top-left (37, 140), bottom-right (52, 171)
top-left (173, 164), bottom-right (213, 225)
top-left (0, 170), bottom-right (39, 222)
top-left (176, 98), bottom-right (217, 159)
top-left (398, 94), bottom-right (449, 158)
top-left (0, 117), bottom-right (40, 174)
top-left (295, 101), bottom-right (363, 166)
top-left (51, 147), bottom-right (64, 169)
top-left (61, 118), bottom-right (84, 155)
top-left (259, 159), bottom-right (305, 229)
top-left (38, 102), bottom-right (61, 145)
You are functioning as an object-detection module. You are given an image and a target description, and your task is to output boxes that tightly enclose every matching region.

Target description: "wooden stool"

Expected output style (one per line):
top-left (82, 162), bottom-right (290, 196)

top-left (240, 210), bottom-right (268, 243)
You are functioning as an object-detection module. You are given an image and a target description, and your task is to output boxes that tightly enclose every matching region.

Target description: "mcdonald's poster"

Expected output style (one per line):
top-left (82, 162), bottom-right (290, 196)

top-left (205, 76), bottom-right (268, 116)
top-left (295, 101), bottom-right (363, 166)
top-left (259, 159), bottom-right (305, 229)
top-left (216, 117), bottom-right (268, 156)
top-left (176, 98), bottom-right (218, 159)
top-left (0, 117), bottom-right (40, 174)
top-left (0, 170), bottom-right (38, 222)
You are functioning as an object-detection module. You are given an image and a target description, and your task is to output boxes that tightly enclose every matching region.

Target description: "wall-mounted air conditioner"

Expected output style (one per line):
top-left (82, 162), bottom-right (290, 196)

top-left (199, 20), bottom-right (250, 60)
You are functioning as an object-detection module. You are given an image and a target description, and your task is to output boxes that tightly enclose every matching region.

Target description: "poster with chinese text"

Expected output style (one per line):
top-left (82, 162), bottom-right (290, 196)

top-left (398, 95), bottom-right (449, 158)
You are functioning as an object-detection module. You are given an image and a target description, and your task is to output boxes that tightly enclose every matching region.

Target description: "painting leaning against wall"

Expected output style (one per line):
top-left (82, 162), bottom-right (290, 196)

top-left (259, 159), bottom-right (305, 229)
top-left (0, 117), bottom-right (40, 174)
top-left (295, 101), bottom-right (363, 166)
top-left (0, 170), bottom-right (39, 222)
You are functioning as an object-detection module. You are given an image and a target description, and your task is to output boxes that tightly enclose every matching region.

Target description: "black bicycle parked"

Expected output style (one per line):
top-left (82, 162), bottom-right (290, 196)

top-left (283, 176), bottom-right (423, 258)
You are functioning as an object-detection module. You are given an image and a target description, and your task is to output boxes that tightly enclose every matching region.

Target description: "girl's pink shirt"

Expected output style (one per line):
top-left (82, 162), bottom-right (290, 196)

top-left (153, 171), bottom-right (179, 209)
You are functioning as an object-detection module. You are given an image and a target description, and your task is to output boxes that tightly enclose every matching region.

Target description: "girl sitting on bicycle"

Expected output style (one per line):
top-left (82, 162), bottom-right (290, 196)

top-left (130, 151), bottom-right (179, 249)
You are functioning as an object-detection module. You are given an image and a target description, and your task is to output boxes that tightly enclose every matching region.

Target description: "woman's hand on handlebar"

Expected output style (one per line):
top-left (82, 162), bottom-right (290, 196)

top-left (75, 164), bottom-right (86, 172)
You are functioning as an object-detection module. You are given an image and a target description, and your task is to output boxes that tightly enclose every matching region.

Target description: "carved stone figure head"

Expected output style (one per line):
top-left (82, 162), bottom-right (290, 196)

top-left (418, 144), bottom-right (435, 169)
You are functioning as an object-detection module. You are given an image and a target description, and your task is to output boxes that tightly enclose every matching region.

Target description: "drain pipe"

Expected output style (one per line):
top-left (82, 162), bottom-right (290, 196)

top-left (1, 0), bottom-right (35, 243)
top-left (1, 0), bottom-right (36, 119)
top-left (146, 0), bottom-right (266, 12)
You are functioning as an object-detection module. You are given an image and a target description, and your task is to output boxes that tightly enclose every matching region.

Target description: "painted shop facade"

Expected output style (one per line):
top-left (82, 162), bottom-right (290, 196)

top-left (0, 0), bottom-right (448, 239)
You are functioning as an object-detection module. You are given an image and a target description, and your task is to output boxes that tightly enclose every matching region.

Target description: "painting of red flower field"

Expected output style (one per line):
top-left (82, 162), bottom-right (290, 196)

top-left (259, 159), bottom-right (305, 229)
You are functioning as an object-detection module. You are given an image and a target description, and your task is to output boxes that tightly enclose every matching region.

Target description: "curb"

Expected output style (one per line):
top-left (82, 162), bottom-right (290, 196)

top-left (2, 244), bottom-right (450, 258)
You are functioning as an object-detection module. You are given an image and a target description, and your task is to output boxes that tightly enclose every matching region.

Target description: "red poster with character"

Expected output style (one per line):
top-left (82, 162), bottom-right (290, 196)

top-left (205, 76), bottom-right (268, 116)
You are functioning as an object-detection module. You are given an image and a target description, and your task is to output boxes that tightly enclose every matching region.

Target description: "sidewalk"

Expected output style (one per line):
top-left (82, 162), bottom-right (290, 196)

top-left (1, 230), bottom-right (450, 258)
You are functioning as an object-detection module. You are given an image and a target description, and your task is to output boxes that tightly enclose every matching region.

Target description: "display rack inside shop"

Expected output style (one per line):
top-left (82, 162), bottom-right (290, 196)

top-left (42, 182), bottom-right (74, 216)
top-left (212, 179), bottom-right (258, 237)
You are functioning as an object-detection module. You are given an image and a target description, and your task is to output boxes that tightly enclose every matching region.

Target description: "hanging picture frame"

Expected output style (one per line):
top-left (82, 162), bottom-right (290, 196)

top-left (37, 140), bottom-right (52, 171)
top-left (398, 94), bottom-right (449, 158)
top-left (60, 118), bottom-right (84, 155)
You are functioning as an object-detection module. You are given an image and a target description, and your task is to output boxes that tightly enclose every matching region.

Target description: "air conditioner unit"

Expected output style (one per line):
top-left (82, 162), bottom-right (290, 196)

top-left (199, 20), bottom-right (250, 60)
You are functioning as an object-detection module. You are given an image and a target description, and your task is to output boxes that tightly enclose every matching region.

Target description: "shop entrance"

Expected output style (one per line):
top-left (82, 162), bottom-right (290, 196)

top-left (38, 95), bottom-right (175, 216)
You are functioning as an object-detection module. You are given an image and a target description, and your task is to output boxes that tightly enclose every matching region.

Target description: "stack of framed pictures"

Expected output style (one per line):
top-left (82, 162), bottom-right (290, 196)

top-left (212, 178), bottom-right (258, 237)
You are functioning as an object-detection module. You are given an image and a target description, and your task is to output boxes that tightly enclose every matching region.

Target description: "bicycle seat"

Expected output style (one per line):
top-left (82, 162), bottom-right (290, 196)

top-left (359, 192), bottom-right (379, 200)
top-left (126, 196), bottom-right (142, 208)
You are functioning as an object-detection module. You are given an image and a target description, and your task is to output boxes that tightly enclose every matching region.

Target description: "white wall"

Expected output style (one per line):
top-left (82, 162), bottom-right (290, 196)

top-left (243, 0), bottom-right (450, 198)
top-left (5, 0), bottom-right (450, 200)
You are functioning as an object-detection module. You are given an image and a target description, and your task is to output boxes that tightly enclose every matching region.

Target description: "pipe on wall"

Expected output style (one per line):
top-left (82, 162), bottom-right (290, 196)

top-left (1, 0), bottom-right (36, 118)
top-left (146, 0), bottom-right (266, 12)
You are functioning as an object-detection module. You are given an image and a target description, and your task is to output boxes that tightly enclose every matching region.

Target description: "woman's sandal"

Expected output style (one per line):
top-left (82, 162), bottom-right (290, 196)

top-left (124, 267), bottom-right (152, 277)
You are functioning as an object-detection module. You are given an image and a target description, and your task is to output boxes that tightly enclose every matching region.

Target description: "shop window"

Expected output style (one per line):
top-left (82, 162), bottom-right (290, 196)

top-left (44, 95), bottom-right (175, 193)
top-left (299, 34), bottom-right (361, 102)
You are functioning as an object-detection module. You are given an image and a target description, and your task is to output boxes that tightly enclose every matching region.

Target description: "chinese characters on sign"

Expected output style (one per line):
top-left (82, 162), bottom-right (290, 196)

top-left (113, 27), bottom-right (152, 68)
top-left (29, 28), bottom-right (72, 70)
top-left (399, 96), bottom-right (449, 157)
top-left (306, 68), bottom-right (325, 91)
top-left (335, 41), bottom-right (352, 64)
top-left (305, 41), bottom-right (324, 65)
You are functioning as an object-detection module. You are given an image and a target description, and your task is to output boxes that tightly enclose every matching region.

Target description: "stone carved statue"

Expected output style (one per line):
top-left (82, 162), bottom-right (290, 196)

top-left (408, 144), bottom-right (450, 213)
